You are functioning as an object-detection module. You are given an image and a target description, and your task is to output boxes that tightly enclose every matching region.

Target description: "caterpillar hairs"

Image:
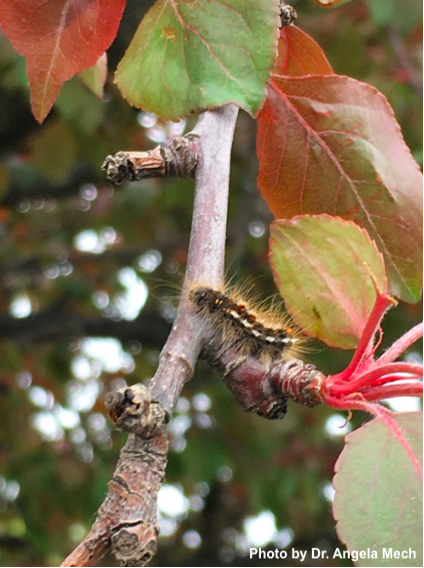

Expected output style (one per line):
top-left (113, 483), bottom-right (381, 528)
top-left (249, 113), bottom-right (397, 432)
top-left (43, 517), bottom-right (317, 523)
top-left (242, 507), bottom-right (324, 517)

top-left (188, 284), bottom-right (322, 421)
top-left (189, 285), bottom-right (305, 364)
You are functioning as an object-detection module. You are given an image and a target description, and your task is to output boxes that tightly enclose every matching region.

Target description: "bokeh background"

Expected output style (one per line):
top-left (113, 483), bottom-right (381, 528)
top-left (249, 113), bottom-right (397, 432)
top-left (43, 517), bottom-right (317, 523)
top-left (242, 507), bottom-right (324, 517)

top-left (0, 0), bottom-right (422, 566)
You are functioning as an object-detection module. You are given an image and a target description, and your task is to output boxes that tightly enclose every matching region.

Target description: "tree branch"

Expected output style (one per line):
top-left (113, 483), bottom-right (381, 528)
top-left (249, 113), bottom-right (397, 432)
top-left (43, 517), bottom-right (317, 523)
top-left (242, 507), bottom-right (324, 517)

top-left (148, 105), bottom-right (239, 411)
top-left (61, 105), bottom-right (239, 567)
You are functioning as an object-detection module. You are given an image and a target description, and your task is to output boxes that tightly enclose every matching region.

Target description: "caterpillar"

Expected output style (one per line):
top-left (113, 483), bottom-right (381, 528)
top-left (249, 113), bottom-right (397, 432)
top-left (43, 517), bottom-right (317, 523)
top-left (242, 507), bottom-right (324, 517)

top-left (189, 286), bottom-right (304, 363)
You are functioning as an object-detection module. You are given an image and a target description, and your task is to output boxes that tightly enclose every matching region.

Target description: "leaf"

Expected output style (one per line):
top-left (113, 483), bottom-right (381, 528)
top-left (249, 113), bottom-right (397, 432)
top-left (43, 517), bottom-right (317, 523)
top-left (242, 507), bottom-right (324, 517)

top-left (309, 0), bottom-right (354, 7)
top-left (274, 25), bottom-right (333, 77)
top-left (0, 0), bottom-right (125, 123)
top-left (115, 0), bottom-right (279, 121)
top-left (333, 412), bottom-right (423, 567)
top-left (257, 75), bottom-right (423, 303)
top-left (78, 53), bottom-right (108, 99)
top-left (270, 215), bottom-right (388, 348)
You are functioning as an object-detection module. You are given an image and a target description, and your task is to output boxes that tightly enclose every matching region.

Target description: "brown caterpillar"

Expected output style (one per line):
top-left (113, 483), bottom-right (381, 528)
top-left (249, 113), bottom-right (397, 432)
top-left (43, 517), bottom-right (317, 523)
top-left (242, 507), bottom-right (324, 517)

top-left (189, 286), bottom-right (304, 362)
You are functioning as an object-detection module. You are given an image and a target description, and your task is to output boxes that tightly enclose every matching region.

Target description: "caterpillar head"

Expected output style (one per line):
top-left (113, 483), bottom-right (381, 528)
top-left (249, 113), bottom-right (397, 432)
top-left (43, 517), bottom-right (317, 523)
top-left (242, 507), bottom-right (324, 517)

top-left (189, 287), bottom-right (215, 308)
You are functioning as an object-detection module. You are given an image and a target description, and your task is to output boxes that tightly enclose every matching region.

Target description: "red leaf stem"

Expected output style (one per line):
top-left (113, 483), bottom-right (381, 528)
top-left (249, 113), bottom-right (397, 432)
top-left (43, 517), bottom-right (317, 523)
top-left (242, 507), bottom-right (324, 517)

top-left (330, 362), bottom-right (423, 395)
top-left (331, 293), bottom-right (396, 382)
top-left (377, 322), bottom-right (423, 366)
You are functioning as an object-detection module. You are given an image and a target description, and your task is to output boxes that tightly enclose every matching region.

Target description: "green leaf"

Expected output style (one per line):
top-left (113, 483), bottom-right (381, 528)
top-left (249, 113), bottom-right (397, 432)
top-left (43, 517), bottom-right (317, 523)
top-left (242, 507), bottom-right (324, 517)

top-left (333, 412), bottom-right (423, 567)
top-left (78, 53), bottom-right (107, 99)
top-left (270, 215), bottom-right (388, 348)
top-left (115, 0), bottom-right (279, 120)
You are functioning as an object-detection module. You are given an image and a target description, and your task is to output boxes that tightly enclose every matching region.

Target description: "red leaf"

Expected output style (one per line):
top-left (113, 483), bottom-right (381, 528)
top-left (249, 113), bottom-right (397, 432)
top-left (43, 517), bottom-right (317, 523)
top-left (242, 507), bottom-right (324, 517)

top-left (257, 74), bottom-right (423, 303)
top-left (0, 0), bottom-right (125, 123)
top-left (274, 25), bottom-right (333, 77)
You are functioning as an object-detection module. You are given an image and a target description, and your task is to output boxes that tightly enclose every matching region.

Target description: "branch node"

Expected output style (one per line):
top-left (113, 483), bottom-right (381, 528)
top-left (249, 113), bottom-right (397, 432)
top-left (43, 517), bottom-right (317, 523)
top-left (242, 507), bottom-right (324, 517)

top-left (106, 384), bottom-right (168, 438)
top-left (102, 133), bottom-right (200, 185)
top-left (279, 2), bottom-right (297, 27)
top-left (163, 133), bottom-right (200, 178)
top-left (112, 522), bottom-right (159, 567)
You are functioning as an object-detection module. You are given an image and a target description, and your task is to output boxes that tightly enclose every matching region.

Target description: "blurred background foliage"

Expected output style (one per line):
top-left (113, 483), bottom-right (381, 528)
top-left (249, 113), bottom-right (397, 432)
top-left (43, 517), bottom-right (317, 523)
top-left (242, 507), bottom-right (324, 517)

top-left (0, 0), bottom-right (422, 566)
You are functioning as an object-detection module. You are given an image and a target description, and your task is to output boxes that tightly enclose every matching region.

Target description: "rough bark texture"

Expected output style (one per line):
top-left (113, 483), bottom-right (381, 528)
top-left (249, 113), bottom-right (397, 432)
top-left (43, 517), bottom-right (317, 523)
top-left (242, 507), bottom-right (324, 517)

top-left (63, 385), bottom-right (168, 567)
top-left (102, 134), bottom-right (200, 184)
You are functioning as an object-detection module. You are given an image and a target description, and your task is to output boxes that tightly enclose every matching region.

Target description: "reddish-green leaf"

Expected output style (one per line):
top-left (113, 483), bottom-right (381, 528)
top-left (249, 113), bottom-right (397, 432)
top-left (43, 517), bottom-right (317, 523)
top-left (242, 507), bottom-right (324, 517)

top-left (270, 215), bottom-right (387, 348)
top-left (333, 412), bottom-right (423, 567)
top-left (274, 25), bottom-right (333, 77)
top-left (78, 53), bottom-right (108, 99)
top-left (257, 75), bottom-right (423, 303)
top-left (0, 0), bottom-right (125, 123)
top-left (115, 0), bottom-right (279, 121)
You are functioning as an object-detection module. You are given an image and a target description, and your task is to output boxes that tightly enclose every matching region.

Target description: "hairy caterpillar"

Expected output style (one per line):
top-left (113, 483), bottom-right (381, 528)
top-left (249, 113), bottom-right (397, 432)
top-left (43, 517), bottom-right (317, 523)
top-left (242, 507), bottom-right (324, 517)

top-left (189, 286), bottom-right (304, 363)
